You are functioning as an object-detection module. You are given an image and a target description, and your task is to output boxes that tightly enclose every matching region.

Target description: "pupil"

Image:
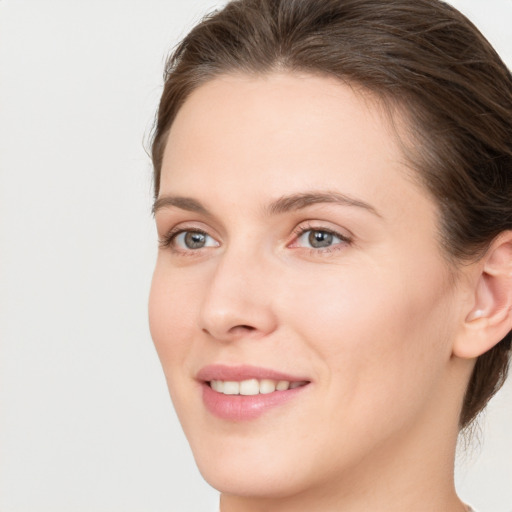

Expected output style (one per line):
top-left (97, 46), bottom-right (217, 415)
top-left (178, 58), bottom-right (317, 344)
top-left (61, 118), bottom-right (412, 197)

top-left (308, 230), bottom-right (333, 248)
top-left (185, 232), bottom-right (206, 249)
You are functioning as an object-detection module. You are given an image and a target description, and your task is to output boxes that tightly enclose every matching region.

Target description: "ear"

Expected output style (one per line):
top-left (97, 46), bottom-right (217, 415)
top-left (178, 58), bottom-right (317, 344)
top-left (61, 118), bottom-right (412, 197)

top-left (453, 231), bottom-right (512, 359)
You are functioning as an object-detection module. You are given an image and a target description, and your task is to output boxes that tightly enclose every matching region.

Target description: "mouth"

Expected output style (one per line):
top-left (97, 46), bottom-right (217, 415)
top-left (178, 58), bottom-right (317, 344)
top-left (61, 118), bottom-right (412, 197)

top-left (197, 365), bottom-right (312, 421)
top-left (208, 378), bottom-right (309, 395)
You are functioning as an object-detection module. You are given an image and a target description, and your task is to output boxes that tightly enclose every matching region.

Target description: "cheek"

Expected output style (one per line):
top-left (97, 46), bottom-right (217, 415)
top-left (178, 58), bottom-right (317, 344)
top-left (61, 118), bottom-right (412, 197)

top-left (148, 263), bottom-right (198, 369)
top-left (295, 254), bottom-right (451, 342)
top-left (282, 259), bottom-right (455, 415)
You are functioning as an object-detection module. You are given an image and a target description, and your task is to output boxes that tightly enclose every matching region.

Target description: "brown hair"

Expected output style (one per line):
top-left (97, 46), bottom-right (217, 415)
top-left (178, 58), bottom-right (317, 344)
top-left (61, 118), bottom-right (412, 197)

top-left (151, 0), bottom-right (512, 429)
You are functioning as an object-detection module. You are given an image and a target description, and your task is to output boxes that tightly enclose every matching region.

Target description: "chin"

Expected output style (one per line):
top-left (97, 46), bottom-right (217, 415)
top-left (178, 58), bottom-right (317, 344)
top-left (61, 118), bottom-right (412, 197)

top-left (181, 421), bottom-right (312, 498)
top-left (196, 454), bottom-right (307, 499)
top-left (185, 419), bottom-right (354, 502)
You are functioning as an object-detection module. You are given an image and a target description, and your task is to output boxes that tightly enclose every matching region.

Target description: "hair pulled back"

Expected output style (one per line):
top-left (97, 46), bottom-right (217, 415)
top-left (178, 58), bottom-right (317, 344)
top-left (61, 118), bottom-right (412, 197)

top-left (151, 0), bottom-right (512, 429)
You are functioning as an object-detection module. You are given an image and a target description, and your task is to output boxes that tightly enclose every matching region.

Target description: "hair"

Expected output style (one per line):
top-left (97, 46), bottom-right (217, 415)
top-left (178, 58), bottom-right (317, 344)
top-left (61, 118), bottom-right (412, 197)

top-left (151, 0), bottom-right (512, 430)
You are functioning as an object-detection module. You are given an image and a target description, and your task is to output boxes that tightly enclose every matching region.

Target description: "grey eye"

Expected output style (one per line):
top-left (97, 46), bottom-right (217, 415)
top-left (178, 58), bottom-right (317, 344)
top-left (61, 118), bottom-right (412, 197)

top-left (174, 231), bottom-right (218, 250)
top-left (296, 229), bottom-right (344, 249)
top-left (184, 232), bottom-right (207, 249)
top-left (308, 230), bottom-right (334, 248)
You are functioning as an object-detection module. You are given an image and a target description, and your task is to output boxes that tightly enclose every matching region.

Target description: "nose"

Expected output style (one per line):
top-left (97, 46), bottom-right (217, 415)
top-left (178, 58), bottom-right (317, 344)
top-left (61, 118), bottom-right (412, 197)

top-left (198, 248), bottom-right (278, 342)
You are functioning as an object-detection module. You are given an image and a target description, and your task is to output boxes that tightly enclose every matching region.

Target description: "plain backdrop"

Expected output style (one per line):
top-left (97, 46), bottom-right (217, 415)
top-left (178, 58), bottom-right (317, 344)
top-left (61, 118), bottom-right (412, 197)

top-left (0, 1), bottom-right (511, 511)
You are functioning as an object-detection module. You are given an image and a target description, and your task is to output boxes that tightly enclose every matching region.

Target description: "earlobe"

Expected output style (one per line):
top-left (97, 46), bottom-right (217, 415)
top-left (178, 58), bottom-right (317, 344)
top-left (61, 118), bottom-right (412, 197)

top-left (454, 231), bottom-right (512, 359)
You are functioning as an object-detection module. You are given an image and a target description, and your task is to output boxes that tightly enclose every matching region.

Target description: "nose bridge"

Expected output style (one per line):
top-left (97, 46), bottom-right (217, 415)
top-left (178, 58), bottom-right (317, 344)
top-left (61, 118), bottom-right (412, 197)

top-left (198, 241), bottom-right (277, 340)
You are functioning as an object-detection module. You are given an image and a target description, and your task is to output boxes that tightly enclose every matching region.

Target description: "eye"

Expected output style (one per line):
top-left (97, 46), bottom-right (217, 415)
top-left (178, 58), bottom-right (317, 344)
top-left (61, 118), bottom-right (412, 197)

top-left (292, 227), bottom-right (350, 250)
top-left (163, 229), bottom-right (219, 251)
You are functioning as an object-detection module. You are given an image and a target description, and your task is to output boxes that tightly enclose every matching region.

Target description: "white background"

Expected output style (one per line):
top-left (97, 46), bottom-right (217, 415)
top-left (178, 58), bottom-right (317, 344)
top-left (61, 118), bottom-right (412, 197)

top-left (0, 1), bottom-right (511, 511)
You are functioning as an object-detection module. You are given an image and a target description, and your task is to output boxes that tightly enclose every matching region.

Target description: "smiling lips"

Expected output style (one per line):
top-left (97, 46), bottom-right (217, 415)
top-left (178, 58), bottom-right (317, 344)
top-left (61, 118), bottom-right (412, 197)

top-left (198, 364), bottom-right (311, 421)
top-left (211, 378), bottom-right (308, 395)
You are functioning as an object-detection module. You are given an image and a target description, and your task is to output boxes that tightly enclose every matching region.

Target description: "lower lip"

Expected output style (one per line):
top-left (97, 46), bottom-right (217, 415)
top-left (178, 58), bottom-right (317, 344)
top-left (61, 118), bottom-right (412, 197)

top-left (201, 382), bottom-right (310, 421)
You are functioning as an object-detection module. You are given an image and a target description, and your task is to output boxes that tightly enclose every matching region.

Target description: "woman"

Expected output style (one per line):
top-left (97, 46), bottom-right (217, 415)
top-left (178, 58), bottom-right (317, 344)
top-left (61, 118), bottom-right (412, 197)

top-left (148, 0), bottom-right (512, 510)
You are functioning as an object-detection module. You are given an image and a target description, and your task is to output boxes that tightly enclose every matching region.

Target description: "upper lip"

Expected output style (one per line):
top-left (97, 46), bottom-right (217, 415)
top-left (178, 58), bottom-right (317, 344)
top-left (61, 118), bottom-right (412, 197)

top-left (197, 364), bottom-right (310, 383)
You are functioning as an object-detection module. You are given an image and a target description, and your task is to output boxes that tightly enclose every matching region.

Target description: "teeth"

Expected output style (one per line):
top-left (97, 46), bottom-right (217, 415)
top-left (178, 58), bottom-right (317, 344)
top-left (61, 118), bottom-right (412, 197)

top-left (276, 380), bottom-right (290, 391)
top-left (222, 381), bottom-right (240, 395)
top-left (209, 379), bottom-right (307, 395)
top-left (211, 380), bottom-right (224, 393)
top-left (259, 379), bottom-right (276, 394)
top-left (239, 379), bottom-right (259, 396)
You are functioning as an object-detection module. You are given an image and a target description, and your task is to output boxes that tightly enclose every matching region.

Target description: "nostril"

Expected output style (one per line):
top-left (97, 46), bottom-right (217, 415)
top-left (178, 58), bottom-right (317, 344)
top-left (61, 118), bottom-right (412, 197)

top-left (229, 324), bottom-right (257, 334)
top-left (202, 324), bottom-right (256, 339)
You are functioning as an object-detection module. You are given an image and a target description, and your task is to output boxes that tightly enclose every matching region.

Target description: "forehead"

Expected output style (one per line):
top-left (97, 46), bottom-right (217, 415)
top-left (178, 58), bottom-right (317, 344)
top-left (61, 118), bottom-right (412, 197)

top-left (159, 72), bottom-right (431, 223)
top-left (164, 72), bottom-right (394, 160)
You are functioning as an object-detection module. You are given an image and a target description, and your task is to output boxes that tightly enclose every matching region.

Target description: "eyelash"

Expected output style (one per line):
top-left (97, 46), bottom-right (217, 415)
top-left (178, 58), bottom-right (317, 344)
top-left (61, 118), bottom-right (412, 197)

top-left (159, 227), bottom-right (210, 252)
top-left (291, 224), bottom-right (352, 254)
top-left (159, 224), bottom-right (352, 255)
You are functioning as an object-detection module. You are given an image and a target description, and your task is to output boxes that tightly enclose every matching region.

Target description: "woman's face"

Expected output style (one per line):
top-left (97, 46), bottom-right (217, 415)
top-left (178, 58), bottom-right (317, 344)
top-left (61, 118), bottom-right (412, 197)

top-left (149, 73), bottom-right (466, 499)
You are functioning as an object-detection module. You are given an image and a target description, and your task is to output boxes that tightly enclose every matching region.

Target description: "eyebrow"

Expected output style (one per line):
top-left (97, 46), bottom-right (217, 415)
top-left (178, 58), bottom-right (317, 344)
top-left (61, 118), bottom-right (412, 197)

top-left (265, 191), bottom-right (382, 217)
top-left (152, 196), bottom-right (210, 216)
top-left (152, 191), bottom-right (381, 218)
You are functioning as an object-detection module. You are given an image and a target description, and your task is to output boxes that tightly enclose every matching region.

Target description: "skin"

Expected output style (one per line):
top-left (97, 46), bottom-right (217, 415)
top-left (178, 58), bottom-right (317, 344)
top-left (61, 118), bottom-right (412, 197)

top-left (149, 72), bottom-right (477, 511)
